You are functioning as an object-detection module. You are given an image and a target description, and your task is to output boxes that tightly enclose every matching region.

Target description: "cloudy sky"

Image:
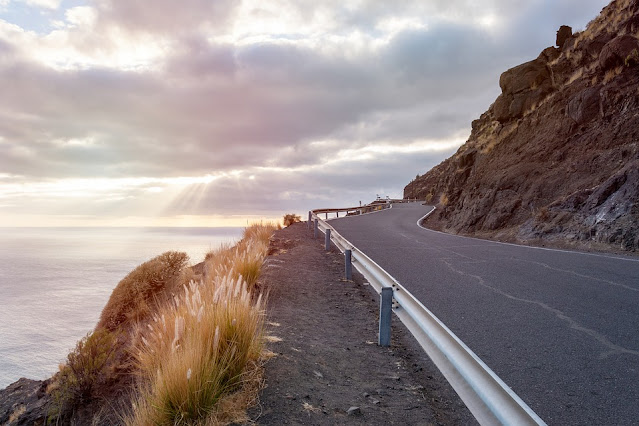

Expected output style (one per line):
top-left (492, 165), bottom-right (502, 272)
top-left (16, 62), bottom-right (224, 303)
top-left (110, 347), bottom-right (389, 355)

top-left (0, 0), bottom-right (609, 226)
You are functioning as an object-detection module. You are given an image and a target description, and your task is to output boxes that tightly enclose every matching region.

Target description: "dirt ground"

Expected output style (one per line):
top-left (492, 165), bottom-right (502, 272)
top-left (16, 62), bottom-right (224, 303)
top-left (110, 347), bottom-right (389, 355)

top-left (247, 222), bottom-right (475, 425)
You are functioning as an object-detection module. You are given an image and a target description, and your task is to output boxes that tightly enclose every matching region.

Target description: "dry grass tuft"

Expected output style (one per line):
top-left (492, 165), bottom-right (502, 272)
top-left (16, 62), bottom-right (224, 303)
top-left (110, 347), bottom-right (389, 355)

top-left (603, 65), bottom-right (624, 84)
top-left (564, 68), bottom-right (584, 87)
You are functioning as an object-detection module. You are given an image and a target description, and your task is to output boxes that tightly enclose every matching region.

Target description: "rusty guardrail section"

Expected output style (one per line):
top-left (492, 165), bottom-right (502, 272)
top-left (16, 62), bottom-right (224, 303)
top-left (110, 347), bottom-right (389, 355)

top-left (309, 203), bottom-right (546, 426)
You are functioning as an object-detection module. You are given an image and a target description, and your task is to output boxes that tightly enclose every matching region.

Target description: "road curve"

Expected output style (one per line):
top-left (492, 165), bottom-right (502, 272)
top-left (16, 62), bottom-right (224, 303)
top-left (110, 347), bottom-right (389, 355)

top-left (330, 203), bottom-right (639, 426)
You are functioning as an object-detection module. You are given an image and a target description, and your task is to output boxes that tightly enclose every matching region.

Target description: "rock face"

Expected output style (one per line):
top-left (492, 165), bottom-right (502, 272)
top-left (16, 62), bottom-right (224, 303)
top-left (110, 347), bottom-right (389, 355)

top-left (0, 378), bottom-right (48, 426)
top-left (405, 0), bottom-right (639, 252)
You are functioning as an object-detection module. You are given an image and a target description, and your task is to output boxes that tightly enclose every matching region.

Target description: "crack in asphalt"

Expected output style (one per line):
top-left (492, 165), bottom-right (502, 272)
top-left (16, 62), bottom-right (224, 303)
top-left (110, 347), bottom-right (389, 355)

top-left (440, 258), bottom-right (639, 360)
top-left (510, 258), bottom-right (639, 293)
top-left (399, 231), bottom-right (639, 293)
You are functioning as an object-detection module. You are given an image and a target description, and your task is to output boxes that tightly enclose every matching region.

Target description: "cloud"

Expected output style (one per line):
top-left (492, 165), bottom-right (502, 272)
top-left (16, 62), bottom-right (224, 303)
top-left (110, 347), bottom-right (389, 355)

top-left (95, 0), bottom-right (238, 34)
top-left (0, 0), bottom-right (612, 223)
top-left (24, 0), bottom-right (61, 10)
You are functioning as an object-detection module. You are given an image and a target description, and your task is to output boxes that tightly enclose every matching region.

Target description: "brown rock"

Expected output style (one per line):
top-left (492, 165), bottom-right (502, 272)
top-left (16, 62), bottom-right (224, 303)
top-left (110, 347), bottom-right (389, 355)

top-left (599, 34), bottom-right (639, 70)
top-left (0, 378), bottom-right (49, 426)
top-left (499, 58), bottom-right (551, 95)
top-left (556, 25), bottom-right (572, 49)
top-left (566, 87), bottom-right (601, 124)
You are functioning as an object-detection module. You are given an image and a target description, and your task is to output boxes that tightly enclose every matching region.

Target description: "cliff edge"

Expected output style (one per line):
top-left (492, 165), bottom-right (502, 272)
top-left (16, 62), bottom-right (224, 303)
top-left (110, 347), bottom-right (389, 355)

top-left (405, 0), bottom-right (639, 253)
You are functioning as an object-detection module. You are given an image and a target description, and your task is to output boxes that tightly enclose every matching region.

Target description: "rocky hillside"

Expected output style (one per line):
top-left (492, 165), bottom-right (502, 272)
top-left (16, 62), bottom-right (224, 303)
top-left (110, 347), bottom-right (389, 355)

top-left (405, 0), bottom-right (639, 252)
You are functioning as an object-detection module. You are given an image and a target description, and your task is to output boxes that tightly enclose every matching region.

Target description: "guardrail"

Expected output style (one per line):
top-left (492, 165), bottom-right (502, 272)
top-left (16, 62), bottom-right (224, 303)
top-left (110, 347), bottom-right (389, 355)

top-left (309, 203), bottom-right (546, 426)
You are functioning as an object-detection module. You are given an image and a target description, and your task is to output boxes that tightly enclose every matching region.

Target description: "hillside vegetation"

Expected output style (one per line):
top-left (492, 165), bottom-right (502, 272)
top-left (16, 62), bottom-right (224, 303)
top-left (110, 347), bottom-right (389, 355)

top-left (405, 0), bottom-right (639, 252)
top-left (43, 223), bottom-right (279, 425)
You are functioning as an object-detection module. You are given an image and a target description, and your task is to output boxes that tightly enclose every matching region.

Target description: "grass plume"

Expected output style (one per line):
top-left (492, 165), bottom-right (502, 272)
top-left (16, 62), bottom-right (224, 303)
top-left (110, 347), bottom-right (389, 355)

top-left (126, 223), bottom-right (278, 425)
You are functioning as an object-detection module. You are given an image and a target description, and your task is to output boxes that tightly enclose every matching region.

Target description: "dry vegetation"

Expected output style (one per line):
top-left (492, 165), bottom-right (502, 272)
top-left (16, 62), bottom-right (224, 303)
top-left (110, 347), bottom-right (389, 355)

top-left (47, 222), bottom-right (279, 425)
top-left (282, 213), bottom-right (301, 227)
top-left (98, 251), bottom-right (191, 331)
top-left (603, 65), bottom-right (624, 84)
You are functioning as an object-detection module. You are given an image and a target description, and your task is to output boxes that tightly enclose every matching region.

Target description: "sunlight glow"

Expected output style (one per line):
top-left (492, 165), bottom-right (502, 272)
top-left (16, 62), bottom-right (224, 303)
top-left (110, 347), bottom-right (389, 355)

top-left (0, 175), bottom-right (223, 199)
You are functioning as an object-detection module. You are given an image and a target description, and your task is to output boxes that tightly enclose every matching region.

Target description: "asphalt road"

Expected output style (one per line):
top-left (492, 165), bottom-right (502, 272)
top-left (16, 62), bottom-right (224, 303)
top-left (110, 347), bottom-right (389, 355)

top-left (330, 203), bottom-right (639, 426)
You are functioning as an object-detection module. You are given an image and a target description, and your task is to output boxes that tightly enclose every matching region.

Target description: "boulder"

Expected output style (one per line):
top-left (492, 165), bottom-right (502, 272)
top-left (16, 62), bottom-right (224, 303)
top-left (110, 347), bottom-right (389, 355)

top-left (495, 58), bottom-right (554, 122)
top-left (599, 34), bottom-right (639, 70)
top-left (566, 87), bottom-right (601, 124)
top-left (493, 94), bottom-right (512, 122)
top-left (556, 25), bottom-right (573, 49)
top-left (499, 58), bottom-right (552, 95)
top-left (539, 46), bottom-right (560, 63)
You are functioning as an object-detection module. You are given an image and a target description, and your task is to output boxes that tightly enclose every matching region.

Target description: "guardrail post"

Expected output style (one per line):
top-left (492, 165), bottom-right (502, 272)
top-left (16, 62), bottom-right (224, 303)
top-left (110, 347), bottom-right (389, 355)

top-left (313, 219), bottom-right (318, 239)
top-left (308, 211), bottom-right (312, 229)
top-left (344, 250), bottom-right (352, 280)
top-left (379, 287), bottom-right (393, 346)
top-left (325, 229), bottom-right (331, 251)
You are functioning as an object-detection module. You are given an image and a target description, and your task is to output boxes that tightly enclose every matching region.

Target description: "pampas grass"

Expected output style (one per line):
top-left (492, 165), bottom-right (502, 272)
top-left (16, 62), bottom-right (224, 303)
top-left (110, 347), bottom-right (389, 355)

top-left (126, 223), bottom-right (277, 425)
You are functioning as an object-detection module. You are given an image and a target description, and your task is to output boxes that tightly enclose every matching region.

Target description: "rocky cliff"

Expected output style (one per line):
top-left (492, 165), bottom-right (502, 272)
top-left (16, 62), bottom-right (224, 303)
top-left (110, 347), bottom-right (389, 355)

top-left (405, 0), bottom-right (639, 252)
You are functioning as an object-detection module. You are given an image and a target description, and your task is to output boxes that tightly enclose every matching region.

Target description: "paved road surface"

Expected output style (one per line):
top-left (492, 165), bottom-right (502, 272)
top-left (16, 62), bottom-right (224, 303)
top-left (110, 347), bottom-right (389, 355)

top-left (330, 203), bottom-right (639, 425)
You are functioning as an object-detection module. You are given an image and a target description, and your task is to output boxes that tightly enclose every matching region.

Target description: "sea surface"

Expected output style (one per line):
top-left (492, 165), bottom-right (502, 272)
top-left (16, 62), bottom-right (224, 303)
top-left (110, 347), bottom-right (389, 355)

top-left (0, 227), bottom-right (243, 388)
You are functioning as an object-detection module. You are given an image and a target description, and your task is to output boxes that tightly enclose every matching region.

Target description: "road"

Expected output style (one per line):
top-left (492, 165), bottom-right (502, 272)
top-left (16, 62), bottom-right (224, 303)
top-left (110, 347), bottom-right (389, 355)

top-left (330, 203), bottom-right (639, 425)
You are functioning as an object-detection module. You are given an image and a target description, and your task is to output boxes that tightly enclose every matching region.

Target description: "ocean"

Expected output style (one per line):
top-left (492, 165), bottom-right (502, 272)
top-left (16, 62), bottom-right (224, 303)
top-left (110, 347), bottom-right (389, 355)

top-left (0, 227), bottom-right (243, 388)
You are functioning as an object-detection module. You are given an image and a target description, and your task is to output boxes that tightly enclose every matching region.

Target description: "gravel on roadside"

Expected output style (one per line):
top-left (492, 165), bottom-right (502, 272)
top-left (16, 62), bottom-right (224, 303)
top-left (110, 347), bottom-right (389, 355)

top-left (248, 221), bottom-right (475, 425)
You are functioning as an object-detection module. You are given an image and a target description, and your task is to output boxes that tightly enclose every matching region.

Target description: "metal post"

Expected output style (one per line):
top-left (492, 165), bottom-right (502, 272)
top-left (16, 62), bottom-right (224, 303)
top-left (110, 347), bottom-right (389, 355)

top-left (345, 249), bottom-right (352, 280)
top-left (325, 229), bottom-right (331, 251)
top-left (379, 287), bottom-right (393, 346)
top-left (308, 211), bottom-right (312, 229)
top-left (336, 211), bottom-right (339, 218)
top-left (325, 212), bottom-right (328, 220)
top-left (314, 219), bottom-right (318, 239)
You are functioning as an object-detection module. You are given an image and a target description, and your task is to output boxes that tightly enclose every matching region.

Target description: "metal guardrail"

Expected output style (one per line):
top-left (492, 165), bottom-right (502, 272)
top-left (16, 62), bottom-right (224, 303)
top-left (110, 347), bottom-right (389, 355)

top-left (309, 204), bottom-right (546, 426)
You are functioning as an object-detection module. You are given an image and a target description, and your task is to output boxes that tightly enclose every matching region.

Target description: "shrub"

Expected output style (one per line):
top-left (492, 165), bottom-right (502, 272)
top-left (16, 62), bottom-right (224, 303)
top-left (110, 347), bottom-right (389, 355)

top-left (282, 213), bottom-right (301, 227)
top-left (98, 251), bottom-right (190, 331)
top-left (48, 329), bottom-right (120, 421)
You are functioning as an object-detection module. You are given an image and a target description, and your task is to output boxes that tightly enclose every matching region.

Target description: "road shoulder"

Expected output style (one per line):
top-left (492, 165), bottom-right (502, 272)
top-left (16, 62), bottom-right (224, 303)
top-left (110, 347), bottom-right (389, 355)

top-left (250, 222), bottom-right (474, 425)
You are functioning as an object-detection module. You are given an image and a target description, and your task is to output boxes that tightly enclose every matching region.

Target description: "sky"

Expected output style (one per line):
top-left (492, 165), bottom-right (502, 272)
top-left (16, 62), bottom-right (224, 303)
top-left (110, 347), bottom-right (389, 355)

top-left (0, 0), bottom-right (610, 227)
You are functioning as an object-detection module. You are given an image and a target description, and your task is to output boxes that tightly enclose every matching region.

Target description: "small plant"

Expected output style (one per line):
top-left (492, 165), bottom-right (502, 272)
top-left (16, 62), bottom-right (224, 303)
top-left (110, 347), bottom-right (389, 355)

top-left (48, 329), bottom-right (120, 421)
top-left (536, 207), bottom-right (550, 222)
top-left (282, 213), bottom-right (301, 227)
top-left (439, 193), bottom-right (449, 207)
top-left (624, 48), bottom-right (639, 67)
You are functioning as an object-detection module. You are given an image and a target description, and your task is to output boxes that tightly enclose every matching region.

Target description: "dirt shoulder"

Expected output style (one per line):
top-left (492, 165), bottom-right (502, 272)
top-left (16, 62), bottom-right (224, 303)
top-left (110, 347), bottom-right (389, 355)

top-left (249, 222), bottom-right (474, 425)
